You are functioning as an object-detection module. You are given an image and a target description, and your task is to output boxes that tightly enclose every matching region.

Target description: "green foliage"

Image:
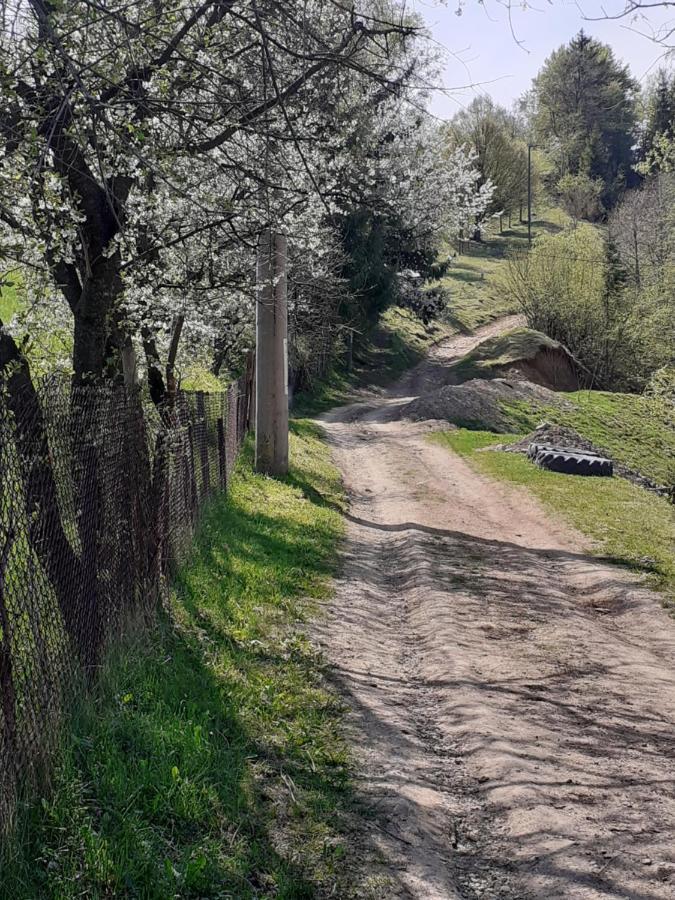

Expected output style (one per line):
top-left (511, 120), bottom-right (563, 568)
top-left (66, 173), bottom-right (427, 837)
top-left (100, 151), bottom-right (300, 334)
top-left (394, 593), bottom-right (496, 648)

top-left (637, 132), bottom-right (675, 176)
top-left (337, 209), bottom-right (396, 325)
top-left (638, 68), bottom-right (675, 174)
top-left (496, 223), bottom-right (668, 389)
top-left (532, 31), bottom-right (638, 206)
top-left (2, 424), bottom-right (358, 899)
top-left (607, 174), bottom-right (675, 383)
top-left (432, 428), bottom-right (675, 603)
top-left (448, 96), bottom-right (531, 218)
top-left (556, 172), bottom-right (604, 222)
top-left (180, 367), bottom-right (226, 392)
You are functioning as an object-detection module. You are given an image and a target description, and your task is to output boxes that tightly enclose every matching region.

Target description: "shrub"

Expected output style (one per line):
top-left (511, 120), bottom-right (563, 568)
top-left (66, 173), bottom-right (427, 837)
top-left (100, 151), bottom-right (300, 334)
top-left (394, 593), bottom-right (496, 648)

top-left (495, 224), bottom-right (670, 390)
top-left (557, 173), bottom-right (604, 222)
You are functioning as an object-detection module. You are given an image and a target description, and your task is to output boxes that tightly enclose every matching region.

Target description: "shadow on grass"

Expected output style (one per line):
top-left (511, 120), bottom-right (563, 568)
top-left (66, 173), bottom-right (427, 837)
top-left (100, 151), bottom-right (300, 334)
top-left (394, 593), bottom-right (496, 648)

top-left (4, 445), bottom-right (354, 900)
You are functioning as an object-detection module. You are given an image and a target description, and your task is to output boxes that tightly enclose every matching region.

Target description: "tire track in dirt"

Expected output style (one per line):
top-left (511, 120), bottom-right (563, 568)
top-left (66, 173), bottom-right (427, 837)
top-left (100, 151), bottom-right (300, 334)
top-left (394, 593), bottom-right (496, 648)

top-left (314, 318), bottom-right (675, 899)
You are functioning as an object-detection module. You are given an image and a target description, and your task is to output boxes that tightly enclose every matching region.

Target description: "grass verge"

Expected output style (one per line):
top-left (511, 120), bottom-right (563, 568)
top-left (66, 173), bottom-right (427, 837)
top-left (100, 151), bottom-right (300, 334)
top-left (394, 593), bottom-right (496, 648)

top-left (2, 420), bottom-right (357, 900)
top-left (431, 429), bottom-right (675, 605)
top-left (499, 391), bottom-right (675, 487)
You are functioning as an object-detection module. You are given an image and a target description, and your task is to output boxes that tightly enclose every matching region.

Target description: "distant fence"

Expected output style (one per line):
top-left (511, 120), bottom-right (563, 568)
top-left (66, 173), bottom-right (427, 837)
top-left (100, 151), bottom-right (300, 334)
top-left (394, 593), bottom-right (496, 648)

top-left (0, 372), bottom-right (252, 828)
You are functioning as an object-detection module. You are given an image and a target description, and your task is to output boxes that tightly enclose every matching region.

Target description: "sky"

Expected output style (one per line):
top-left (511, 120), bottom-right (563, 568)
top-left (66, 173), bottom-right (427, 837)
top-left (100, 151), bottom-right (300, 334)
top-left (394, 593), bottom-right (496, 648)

top-left (411, 0), bottom-right (674, 120)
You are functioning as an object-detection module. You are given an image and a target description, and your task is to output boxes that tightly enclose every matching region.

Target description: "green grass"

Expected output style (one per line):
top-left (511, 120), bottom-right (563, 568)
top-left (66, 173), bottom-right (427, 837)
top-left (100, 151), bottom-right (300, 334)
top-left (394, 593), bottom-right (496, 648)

top-left (431, 206), bottom-right (568, 332)
top-left (0, 271), bottom-right (23, 322)
top-left (500, 390), bottom-right (675, 487)
top-left (293, 306), bottom-right (452, 415)
top-left (291, 368), bottom-right (355, 417)
top-left (432, 428), bottom-right (675, 604)
top-left (2, 421), bottom-right (362, 900)
top-left (450, 326), bottom-right (563, 383)
top-left (371, 307), bottom-right (452, 379)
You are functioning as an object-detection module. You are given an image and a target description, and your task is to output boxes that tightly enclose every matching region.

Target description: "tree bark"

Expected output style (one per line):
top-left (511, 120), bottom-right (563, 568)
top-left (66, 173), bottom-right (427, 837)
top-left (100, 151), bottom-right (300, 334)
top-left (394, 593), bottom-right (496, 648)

top-left (0, 325), bottom-right (84, 658)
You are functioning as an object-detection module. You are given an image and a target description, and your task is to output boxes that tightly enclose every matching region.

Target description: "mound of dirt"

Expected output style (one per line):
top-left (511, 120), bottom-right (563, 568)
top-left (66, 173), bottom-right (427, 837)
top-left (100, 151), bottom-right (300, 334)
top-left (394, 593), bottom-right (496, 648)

top-left (505, 423), bottom-right (598, 455)
top-left (402, 378), bottom-right (567, 432)
top-left (503, 423), bottom-right (668, 496)
top-left (451, 328), bottom-right (588, 392)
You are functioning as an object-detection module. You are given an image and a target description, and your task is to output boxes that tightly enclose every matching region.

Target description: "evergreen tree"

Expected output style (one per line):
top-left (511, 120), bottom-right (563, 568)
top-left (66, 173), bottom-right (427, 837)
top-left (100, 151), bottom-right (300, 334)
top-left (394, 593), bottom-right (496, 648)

top-left (640, 69), bottom-right (675, 168)
top-left (532, 31), bottom-right (638, 207)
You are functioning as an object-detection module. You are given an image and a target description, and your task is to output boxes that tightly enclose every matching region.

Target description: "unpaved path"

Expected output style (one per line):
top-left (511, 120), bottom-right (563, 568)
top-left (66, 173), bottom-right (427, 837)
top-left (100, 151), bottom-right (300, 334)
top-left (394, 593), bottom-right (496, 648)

top-left (315, 318), bottom-right (675, 900)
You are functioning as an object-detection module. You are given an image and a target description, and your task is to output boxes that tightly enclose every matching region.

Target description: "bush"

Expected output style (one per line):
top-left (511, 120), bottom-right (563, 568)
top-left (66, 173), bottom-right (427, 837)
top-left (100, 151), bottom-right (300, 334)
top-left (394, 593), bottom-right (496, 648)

top-left (556, 173), bottom-right (604, 222)
top-left (495, 224), bottom-right (670, 390)
top-left (397, 272), bottom-right (448, 324)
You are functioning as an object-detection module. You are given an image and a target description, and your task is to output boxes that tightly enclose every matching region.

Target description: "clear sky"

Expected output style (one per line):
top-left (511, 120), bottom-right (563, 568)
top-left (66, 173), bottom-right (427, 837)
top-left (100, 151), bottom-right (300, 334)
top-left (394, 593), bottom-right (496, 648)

top-left (411, 0), bottom-right (674, 120)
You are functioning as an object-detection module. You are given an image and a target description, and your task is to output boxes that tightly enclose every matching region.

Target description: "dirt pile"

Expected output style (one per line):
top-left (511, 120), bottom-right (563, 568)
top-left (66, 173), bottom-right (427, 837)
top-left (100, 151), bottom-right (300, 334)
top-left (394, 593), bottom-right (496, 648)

top-left (504, 422), bottom-right (598, 454)
top-left (402, 377), bottom-right (567, 432)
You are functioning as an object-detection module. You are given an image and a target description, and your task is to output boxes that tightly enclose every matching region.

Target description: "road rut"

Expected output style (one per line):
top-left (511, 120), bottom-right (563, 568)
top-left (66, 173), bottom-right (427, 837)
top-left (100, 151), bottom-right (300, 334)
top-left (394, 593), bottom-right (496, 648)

top-left (315, 319), bottom-right (675, 900)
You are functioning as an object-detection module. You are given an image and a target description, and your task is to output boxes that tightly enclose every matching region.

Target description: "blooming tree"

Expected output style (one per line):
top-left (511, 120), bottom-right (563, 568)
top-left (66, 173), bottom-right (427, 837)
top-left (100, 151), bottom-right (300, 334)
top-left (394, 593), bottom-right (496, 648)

top-left (0, 0), bottom-right (489, 393)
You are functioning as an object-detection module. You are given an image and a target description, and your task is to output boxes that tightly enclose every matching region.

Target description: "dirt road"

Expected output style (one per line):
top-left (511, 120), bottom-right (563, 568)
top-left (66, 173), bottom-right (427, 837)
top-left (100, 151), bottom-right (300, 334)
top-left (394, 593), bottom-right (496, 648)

top-left (316, 319), bottom-right (675, 900)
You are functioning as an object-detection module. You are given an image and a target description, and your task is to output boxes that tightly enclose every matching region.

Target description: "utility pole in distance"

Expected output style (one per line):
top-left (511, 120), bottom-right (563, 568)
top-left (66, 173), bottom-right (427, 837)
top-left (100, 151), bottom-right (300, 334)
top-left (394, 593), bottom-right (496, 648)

top-left (527, 143), bottom-right (532, 246)
top-left (255, 228), bottom-right (289, 476)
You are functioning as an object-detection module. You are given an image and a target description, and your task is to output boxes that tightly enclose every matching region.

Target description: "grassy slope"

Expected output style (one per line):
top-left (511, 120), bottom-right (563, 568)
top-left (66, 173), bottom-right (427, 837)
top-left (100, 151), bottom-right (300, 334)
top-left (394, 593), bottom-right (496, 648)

top-left (451, 326), bottom-right (562, 382)
top-left (2, 422), bottom-right (365, 900)
top-left (432, 429), bottom-right (675, 605)
top-left (431, 206), bottom-right (568, 332)
top-left (500, 391), bottom-right (675, 487)
top-left (370, 307), bottom-right (453, 380)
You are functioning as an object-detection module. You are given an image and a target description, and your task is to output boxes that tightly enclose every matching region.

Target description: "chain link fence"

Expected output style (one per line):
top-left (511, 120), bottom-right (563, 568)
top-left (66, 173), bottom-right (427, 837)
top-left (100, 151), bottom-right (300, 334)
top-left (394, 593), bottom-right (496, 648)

top-left (0, 371), bottom-right (252, 829)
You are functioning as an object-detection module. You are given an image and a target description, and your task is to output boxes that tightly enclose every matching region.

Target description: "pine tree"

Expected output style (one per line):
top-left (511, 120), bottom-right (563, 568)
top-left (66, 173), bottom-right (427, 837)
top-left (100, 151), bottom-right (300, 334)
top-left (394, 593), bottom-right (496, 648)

top-left (532, 31), bottom-right (638, 207)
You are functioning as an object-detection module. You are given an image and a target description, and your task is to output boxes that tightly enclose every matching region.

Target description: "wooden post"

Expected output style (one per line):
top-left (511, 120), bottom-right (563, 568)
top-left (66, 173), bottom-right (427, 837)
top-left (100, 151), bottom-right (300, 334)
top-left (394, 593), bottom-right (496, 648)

top-left (255, 228), bottom-right (289, 476)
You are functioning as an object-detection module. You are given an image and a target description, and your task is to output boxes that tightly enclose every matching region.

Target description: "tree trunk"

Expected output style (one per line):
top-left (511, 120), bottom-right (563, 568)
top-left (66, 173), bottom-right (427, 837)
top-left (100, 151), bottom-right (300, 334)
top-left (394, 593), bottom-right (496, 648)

top-left (72, 254), bottom-right (124, 385)
top-left (0, 328), bottom-right (84, 658)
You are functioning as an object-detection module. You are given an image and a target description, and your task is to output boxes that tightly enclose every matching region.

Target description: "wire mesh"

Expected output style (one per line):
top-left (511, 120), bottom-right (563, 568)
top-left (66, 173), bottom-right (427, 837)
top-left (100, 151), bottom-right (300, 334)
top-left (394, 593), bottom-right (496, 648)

top-left (0, 372), bottom-right (252, 829)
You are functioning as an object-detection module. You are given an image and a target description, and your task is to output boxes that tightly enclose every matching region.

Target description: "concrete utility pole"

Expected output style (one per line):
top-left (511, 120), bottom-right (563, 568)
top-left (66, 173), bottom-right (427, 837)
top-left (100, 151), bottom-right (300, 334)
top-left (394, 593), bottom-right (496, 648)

top-left (255, 227), bottom-right (289, 476)
top-left (527, 144), bottom-right (532, 246)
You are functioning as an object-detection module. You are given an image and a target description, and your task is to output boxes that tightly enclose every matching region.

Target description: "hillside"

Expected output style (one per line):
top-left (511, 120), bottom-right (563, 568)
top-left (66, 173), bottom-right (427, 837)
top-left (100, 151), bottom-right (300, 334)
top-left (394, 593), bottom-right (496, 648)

top-left (430, 207), bottom-right (569, 332)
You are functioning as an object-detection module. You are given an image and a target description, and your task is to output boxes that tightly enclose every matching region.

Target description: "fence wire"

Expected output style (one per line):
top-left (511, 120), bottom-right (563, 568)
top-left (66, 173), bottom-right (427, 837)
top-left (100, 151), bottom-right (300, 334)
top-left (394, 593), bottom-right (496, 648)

top-left (0, 372), bottom-right (252, 828)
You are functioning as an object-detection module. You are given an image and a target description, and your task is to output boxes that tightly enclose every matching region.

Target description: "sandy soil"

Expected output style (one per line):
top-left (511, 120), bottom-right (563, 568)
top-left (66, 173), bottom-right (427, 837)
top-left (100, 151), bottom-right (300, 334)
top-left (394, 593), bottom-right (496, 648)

top-left (315, 318), bottom-right (675, 900)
